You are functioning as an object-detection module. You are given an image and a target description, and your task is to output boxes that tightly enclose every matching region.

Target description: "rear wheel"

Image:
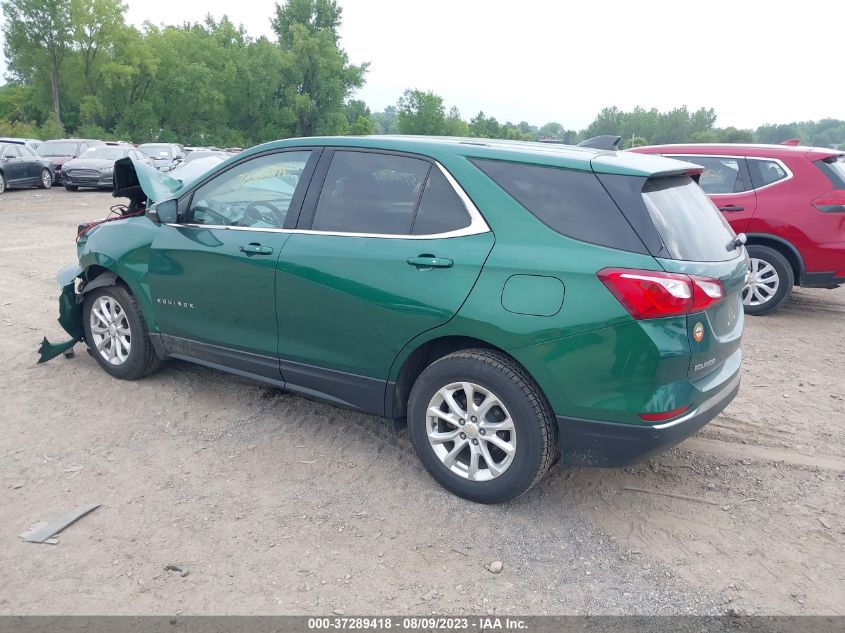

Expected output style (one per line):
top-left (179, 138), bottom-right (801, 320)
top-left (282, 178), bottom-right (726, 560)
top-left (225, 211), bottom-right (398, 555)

top-left (39, 169), bottom-right (52, 189)
top-left (82, 285), bottom-right (162, 380)
top-left (0, 173), bottom-right (5, 194)
top-left (408, 349), bottom-right (558, 504)
top-left (64, 184), bottom-right (78, 192)
top-left (742, 245), bottom-right (794, 316)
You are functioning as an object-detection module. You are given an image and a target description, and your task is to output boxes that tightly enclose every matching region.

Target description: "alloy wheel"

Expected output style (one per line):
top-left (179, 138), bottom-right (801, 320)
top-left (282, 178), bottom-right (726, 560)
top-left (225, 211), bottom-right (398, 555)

top-left (426, 382), bottom-right (517, 482)
top-left (41, 170), bottom-right (52, 188)
top-left (89, 295), bottom-right (132, 365)
top-left (0, 175), bottom-right (5, 194)
top-left (742, 257), bottom-right (780, 306)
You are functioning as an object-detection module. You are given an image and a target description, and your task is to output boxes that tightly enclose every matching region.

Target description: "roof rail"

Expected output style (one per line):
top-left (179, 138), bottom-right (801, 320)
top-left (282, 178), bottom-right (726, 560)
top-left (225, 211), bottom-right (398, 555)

top-left (577, 135), bottom-right (621, 151)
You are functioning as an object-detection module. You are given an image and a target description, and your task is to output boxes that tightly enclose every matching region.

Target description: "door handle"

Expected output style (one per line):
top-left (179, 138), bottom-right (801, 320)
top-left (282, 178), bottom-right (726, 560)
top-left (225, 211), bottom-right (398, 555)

top-left (406, 255), bottom-right (454, 269)
top-left (718, 205), bottom-right (745, 212)
top-left (239, 243), bottom-right (274, 256)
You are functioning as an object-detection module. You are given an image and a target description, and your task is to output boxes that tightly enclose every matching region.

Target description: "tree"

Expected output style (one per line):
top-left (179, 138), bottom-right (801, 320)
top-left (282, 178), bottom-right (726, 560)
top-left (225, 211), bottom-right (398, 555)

top-left (69, 0), bottom-right (130, 126)
top-left (468, 111), bottom-right (500, 138)
top-left (347, 115), bottom-right (372, 135)
top-left (396, 89), bottom-right (445, 135)
top-left (371, 105), bottom-right (397, 134)
top-left (3, 0), bottom-right (73, 126)
top-left (272, 0), bottom-right (368, 136)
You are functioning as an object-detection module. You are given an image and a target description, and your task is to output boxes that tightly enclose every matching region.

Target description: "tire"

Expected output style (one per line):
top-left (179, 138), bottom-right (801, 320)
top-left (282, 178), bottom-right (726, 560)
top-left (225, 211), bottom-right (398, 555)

top-left (0, 172), bottom-right (5, 194)
top-left (82, 285), bottom-right (163, 380)
top-left (407, 348), bottom-right (559, 504)
top-left (39, 168), bottom-right (52, 189)
top-left (742, 245), bottom-right (794, 316)
top-left (64, 184), bottom-right (78, 192)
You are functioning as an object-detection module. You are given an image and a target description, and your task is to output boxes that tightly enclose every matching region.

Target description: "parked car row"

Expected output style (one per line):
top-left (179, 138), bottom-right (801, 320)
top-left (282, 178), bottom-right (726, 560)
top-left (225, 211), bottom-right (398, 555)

top-left (0, 138), bottom-right (240, 194)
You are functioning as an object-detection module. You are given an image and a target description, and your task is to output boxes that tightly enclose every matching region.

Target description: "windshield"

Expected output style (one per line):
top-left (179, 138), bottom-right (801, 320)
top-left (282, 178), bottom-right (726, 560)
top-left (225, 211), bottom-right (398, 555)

top-left (80, 147), bottom-right (128, 160)
top-left (184, 151), bottom-right (227, 164)
top-left (140, 145), bottom-right (172, 159)
top-left (642, 176), bottom-right (738, 262)
top-left (39, 141), bottom-right (79, 157)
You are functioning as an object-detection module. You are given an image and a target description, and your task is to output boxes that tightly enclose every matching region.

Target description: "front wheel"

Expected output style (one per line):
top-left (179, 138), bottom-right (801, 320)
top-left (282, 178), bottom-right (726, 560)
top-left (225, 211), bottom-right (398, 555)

top-left (0, 173), bottom-right (6, 194)
top-left (408, 349), bottom-right (559, 504)
top-left (82, 285), bottom-right (163, 379)
top-left (742, 245), bottom-right (794, 316)
top-left (39, 169), bottom-right (52, 189)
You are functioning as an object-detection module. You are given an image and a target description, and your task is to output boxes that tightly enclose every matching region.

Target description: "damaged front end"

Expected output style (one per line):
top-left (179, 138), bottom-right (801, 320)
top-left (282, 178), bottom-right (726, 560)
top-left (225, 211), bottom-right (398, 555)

top-left (38, 157), bottom-right (221, 364)
top-left (37, 264), bottom-right (85, 363)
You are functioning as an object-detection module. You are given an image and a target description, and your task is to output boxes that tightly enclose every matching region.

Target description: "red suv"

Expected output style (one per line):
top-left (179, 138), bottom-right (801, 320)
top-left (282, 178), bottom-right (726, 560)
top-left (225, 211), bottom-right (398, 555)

top-left (631, 143), bottom-right (845, 314)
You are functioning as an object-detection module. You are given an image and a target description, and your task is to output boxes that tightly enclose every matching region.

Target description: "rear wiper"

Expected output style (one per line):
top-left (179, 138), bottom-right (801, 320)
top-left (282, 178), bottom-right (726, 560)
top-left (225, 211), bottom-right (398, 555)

top-left (727, 232), bottom-right (747, 252)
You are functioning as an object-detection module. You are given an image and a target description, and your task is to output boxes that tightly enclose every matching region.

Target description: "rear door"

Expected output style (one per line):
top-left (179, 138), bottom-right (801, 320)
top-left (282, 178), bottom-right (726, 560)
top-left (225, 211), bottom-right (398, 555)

top-left (274, 148), bottom-right (494, 413)
top-left (666, 154), bottom-right (757, 233)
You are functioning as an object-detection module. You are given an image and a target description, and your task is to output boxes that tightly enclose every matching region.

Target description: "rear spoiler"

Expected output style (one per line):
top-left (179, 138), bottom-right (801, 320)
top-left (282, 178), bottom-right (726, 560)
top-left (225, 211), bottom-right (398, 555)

top-left (577, 135), bottom-right (622, 151)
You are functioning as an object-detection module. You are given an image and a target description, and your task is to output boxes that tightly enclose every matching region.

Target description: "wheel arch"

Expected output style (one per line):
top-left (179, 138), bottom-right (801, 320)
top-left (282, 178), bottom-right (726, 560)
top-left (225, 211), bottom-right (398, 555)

top-left (386, 334), bottom-right (544, 422)
top-left (744, 233), bottom-right (805, 285)
top-left (79, 262), bottom-right (158, 331)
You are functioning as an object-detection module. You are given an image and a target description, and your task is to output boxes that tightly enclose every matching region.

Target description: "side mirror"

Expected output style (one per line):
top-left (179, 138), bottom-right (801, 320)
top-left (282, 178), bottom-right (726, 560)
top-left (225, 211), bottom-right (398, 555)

top-left (149, 198), bottom-right (178, 225)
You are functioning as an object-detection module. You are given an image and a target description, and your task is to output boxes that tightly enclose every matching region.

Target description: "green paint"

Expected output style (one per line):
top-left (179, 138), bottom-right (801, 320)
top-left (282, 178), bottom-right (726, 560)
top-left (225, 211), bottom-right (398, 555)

top-left (44, 136), bottom-right (742, 429)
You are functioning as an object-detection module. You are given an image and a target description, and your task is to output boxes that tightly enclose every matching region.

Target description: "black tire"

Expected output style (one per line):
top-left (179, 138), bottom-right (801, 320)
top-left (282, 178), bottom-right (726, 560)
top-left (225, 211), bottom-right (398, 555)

top-left (39, 168), bottom-right (51, 189)
top-left (743, 245), bottom-right (794, 316)
top-left (408, 348), bottom-right (559, 504)
top-left (64, 184), bottom-right (78, 192)
top-left (0, 172), bottom-right (5, 194)
top-left (82, 285), bottom-right (163, 380)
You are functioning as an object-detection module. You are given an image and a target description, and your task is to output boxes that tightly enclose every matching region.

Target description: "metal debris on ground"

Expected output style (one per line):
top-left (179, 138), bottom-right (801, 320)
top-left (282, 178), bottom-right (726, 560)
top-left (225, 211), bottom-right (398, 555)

top-left (19, 503), bottom-right (101, 544)
top-left (165, 564), bottom-right (190, 577)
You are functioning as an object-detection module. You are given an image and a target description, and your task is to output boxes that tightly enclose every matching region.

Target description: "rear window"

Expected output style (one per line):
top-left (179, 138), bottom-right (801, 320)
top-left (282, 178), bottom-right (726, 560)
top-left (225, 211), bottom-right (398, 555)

top-left (642, 176), bottom-right (738, 262)
top-left (471, 159), bottom-right (646, 253)
top-left (815, 155), bottom-right (845, 188)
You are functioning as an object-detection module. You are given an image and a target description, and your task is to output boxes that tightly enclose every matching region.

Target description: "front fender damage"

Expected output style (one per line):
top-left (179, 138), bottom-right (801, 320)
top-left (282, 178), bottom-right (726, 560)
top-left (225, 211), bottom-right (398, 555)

top-left (37, 264), bottom-right (84, 363)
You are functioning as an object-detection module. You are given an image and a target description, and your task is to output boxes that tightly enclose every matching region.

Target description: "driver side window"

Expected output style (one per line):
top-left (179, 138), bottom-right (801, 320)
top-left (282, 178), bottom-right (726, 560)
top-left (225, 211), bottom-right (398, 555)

top-left (187, 151), bottom-right (312, 229)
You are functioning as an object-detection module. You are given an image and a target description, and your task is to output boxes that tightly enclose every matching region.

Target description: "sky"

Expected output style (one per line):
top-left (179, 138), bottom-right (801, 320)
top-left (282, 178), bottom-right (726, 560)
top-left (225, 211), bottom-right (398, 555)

top-left (3, 0), bottom-right (844, 130)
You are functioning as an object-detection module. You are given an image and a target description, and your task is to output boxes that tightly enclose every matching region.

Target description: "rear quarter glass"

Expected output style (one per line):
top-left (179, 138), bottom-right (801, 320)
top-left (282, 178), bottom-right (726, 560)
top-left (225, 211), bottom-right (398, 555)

top-left (469, 158), bottom-right (648, 254)
top-left (815, 155), bottom-right (845, 189)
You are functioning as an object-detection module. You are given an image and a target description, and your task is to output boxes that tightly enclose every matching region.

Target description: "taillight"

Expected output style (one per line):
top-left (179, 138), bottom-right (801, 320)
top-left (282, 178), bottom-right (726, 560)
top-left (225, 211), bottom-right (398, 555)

top-left (597, 268), bottom-right (725, 319)
top-left (690, 275), bottom-right (725, 311)
top-left (812, 190), bottom-right (845, 213)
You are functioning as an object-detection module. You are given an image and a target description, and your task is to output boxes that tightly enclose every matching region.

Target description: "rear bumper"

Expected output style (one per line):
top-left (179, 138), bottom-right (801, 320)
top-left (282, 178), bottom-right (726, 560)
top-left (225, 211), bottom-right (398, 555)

top-left (558, 370), bottom-right (740, 467)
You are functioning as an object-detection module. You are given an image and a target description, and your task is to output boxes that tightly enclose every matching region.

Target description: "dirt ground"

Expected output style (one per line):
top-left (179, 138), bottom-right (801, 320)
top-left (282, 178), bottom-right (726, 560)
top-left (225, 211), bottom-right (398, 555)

top-left (1, 188), bottom-right (843, 616)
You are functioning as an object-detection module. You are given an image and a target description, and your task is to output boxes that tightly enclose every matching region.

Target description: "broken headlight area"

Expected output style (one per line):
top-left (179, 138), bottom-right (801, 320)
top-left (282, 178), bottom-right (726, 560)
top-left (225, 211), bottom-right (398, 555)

top-left (37, 265), bottom-right (85, 364)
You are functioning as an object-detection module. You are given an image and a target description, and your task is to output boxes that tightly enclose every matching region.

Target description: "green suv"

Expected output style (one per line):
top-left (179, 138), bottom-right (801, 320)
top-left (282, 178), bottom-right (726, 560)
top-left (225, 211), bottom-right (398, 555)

top-left (44, 136), bottom-right (747, 503)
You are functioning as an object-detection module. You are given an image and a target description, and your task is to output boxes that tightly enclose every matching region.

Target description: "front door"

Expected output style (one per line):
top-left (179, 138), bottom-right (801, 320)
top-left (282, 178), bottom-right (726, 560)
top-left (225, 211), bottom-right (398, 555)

top-left (667, 154), bottom-right (758, 233)
top-left (275, 149), bottom-right (494, 414)
top-left (1, 145), bottom-right (26, 183)
top-left (148, 149), bottom-right (317, 377)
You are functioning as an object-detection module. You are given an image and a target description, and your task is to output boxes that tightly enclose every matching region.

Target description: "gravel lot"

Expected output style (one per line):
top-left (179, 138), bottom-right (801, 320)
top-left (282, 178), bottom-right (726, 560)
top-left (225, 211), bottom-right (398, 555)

top-left (1, 188), bottom-right (843, 615)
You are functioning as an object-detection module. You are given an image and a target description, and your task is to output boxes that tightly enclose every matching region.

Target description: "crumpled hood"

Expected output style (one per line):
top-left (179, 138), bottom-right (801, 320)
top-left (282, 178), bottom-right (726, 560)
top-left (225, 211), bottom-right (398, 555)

top-left (113, 157), bottom-right (183, 205)
top-left (113, 157), bottom-right (224, 206)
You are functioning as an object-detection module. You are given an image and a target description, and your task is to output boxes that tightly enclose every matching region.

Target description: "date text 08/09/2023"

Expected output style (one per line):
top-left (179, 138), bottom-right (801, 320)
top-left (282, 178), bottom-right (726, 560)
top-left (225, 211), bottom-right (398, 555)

top-left (307, 617), bottom-right (528, 630)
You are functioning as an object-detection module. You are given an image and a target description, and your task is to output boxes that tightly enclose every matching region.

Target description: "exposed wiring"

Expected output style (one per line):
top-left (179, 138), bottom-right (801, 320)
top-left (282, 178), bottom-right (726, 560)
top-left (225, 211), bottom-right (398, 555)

top-left (76, 207), bottom-right (146, 242)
